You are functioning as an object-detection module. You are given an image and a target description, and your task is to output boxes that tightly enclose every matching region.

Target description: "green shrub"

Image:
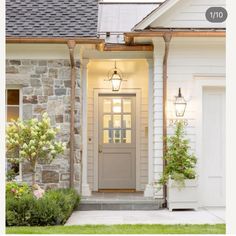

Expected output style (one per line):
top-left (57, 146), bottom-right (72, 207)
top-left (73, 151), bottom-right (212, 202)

top-left (6, 182), bottom-right (31, 199)
top-left (6, 188), bottom-right (80, 226)
top-left (45, 189), bottom-right (80, 224)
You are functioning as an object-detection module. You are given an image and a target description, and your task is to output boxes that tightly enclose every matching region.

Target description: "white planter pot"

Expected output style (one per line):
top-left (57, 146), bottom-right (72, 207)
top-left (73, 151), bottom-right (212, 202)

top-left (167, 178), bottom-right (198, 211)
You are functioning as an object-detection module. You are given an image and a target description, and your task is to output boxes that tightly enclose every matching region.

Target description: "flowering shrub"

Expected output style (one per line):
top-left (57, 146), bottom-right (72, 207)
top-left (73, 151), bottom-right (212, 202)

top-left (6, 113), bottom-right (66, 185)
top-left (6, 182), bottom-right (30, 199)
top-left (6, 188), bottom-right (80, 226)
top-left (33, 184), bottom-right (45, 199)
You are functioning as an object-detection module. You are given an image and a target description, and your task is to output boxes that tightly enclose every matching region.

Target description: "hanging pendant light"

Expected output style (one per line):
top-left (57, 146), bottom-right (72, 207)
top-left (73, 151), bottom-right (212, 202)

top-left (110, 61), bottom-right (122, 91)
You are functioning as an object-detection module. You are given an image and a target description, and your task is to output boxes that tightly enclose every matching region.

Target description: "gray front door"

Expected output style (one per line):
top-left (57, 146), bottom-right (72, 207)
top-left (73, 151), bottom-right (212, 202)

top-left (98, 95), bottom-right (136, 189)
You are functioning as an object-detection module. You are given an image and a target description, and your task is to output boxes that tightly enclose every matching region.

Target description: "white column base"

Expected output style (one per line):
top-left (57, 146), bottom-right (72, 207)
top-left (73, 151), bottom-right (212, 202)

top-left (144, 184), bottom-right (154, 197)
top-left (82, 183), bottom-right (91, 196)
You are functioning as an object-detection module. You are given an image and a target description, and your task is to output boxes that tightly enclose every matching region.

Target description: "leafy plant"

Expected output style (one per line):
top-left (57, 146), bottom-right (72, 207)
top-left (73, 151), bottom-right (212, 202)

top-left (159, 121), bottom-right (197, 188)
top-left (6, 169), bottom-right (18, 181)
top-left (6, 113), bottom-right (66, 186)
top-left (6, 188), bottom-right (80, 226)
top-left (6, 182), bottom-right (31, 199)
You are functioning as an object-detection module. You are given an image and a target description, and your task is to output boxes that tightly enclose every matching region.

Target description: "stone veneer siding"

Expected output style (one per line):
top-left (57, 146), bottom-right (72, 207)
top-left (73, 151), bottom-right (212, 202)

top-left (6, 59), bottom-right (81, 192)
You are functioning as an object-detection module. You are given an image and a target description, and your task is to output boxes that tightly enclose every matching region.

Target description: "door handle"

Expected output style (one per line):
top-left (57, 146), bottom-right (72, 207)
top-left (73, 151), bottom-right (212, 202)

top-left (98, 145), bottom-right (103, 153)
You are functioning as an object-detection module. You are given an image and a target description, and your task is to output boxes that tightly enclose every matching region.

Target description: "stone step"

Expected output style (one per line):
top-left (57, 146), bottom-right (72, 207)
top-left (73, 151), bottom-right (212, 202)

top-left (77, 199), bottom-right (165, 211)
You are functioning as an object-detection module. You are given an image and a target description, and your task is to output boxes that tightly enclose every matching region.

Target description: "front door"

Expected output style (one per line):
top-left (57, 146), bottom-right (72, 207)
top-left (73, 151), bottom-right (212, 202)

top-left (98, 95), bottom-right (136, 189)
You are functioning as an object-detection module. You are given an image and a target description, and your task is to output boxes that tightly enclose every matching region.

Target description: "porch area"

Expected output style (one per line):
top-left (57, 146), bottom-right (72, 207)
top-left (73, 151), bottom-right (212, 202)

top-left (78, 192), bottom-right (164, 210)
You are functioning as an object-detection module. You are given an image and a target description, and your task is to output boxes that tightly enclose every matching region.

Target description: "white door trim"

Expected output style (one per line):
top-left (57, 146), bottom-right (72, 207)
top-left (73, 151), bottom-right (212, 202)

top-left (194, 76), bottom-right (225, 207)
top-left (93, 88), bottom-right (142, 191)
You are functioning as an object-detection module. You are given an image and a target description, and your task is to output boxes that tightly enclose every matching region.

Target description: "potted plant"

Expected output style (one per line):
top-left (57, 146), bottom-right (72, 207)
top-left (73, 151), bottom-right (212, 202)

top-left (159, 121), bottom-right (198, 211)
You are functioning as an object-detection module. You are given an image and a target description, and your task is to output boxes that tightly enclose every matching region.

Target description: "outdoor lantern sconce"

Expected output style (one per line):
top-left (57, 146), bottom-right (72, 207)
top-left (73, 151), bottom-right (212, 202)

top-left (169, 88), bottom-right (188, 126)
top-left (174, 88), bottom-right (187, 117)
top-left (105, 61), bottom-right (125, 92)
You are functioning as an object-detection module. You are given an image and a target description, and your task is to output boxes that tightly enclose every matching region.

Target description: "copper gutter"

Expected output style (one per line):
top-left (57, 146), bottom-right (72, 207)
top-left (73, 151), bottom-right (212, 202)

top-left (6, 37), bottom-right (104, 44)
top-left (124, 30), bottom-right (225, 45)
top-left (6, 37), bottom-right (154, 51)
top-left (162, 33), bottom-right (172, 208)
top-left (67, 40), bottom-right (76, 188)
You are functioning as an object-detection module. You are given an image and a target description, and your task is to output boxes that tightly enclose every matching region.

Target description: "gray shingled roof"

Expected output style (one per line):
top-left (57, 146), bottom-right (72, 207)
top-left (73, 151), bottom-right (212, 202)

top-left (6, 0), bottom-right (98, 38)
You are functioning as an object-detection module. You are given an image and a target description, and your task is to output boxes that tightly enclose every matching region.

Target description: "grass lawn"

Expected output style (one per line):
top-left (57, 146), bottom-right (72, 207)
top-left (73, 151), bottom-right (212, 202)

top-left (6, 224), bottom-right (225, 234)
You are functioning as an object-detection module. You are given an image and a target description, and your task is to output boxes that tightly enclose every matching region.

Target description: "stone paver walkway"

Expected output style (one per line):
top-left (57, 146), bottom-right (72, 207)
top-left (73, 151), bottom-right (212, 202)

top-left (65, 207), bottom-right (225, 225)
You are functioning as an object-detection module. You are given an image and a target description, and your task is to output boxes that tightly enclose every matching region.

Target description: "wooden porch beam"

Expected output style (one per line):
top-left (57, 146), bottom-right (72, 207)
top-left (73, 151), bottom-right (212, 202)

top-left (96, 43), bottom-right (153, 51)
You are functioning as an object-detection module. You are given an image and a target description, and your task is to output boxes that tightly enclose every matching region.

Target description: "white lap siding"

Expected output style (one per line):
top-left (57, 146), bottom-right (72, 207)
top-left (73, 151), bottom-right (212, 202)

top-left (153, 37), bottom-right (225, 198)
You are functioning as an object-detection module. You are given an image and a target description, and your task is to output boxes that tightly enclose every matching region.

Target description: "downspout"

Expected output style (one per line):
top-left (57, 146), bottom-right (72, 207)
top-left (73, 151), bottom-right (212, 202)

top-left (162, 33), bottom-right (172, 208)
top-left (67, 40), bottom-right (76, 188)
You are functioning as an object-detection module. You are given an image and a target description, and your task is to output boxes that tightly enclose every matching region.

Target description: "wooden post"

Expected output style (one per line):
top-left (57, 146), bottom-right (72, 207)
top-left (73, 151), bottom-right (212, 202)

top-left (67, 40), bottom-right (76, 188)
top-left (162, 33), bottom-right (172, 207)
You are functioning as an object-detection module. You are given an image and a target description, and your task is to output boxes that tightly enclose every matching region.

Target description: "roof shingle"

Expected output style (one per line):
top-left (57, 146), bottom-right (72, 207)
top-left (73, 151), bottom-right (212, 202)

top-left (6, 0), bottom-right (99, 38)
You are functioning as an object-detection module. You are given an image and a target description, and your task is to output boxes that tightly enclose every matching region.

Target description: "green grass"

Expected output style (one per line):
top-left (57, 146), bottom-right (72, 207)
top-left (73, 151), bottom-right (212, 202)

top-left (6, 224), bottom-right (225, 234)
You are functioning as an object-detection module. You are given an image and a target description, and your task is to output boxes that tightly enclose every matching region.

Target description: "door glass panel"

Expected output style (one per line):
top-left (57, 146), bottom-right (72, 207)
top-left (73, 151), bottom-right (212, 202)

top-left (113, 99), bottom-right (121, 113)
top-left (114, 130), bottom-right (122, 143)
top-left (7, 107), bottom-right (19, 122)
top-left (113, 115), bottom-right (121, 128)
top-left (123, 99), bottom-right (131, 113)
top-left (123, 130), bottom-right (131, 143)
top-left (103, 130), bottom-right (112, 143)
top-left (103, 99), bottom-right (111, 113)
top-left (123, 115), bottom-right (131, 128)
top-left (103, 115), bottom-right (112, 128)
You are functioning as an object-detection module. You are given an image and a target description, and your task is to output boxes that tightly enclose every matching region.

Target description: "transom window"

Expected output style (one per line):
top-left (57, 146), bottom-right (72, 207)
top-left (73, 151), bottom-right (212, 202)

top-left (102, 97), bottom-right (132, 144)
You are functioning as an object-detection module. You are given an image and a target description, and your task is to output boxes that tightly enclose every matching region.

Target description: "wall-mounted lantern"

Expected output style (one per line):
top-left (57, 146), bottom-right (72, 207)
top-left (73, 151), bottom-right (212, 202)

top-left (174, 88), bottom-right (187, 117)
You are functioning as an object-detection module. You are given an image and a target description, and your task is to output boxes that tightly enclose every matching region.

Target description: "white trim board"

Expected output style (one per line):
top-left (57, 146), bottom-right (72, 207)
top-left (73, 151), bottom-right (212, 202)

top-left (133, 0), bottom-right (180, 30)
top-left (93, 88), bottom-right (142, 191)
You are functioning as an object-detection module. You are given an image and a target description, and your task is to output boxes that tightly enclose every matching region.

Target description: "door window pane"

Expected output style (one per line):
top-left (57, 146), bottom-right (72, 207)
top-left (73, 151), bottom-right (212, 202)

top-left (123, 99), bottom-right (131, 113)
top-left (113, 99), bottom-right (121, 113)
top-left (103, 115), bottom-right (112, 128)
top-left (113, 115), bottom-right (121, 128)
top-left (103, 99), bottom-right (111, 113)
top-left (123, 130), bottom-right (131, 143)
top-left (7, 107), bottom-right (19, 123)
top-left (114, 130), bottom-right (122, 143)
top-left (123, 115), bottom-right (131, 128)
top-left (7, 90), bottom-right (19, 105)
top-left (103, 130), bottom-right (112, 143)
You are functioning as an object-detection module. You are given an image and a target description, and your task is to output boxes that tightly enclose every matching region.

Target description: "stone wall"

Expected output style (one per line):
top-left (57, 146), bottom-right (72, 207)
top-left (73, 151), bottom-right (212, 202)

top-left (6, 59), bottom-right (81, 192)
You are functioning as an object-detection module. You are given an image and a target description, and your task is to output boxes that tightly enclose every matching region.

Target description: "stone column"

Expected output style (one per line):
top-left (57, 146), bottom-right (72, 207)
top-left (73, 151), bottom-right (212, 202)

top-left (81, 59), bottom-right (91, 196)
